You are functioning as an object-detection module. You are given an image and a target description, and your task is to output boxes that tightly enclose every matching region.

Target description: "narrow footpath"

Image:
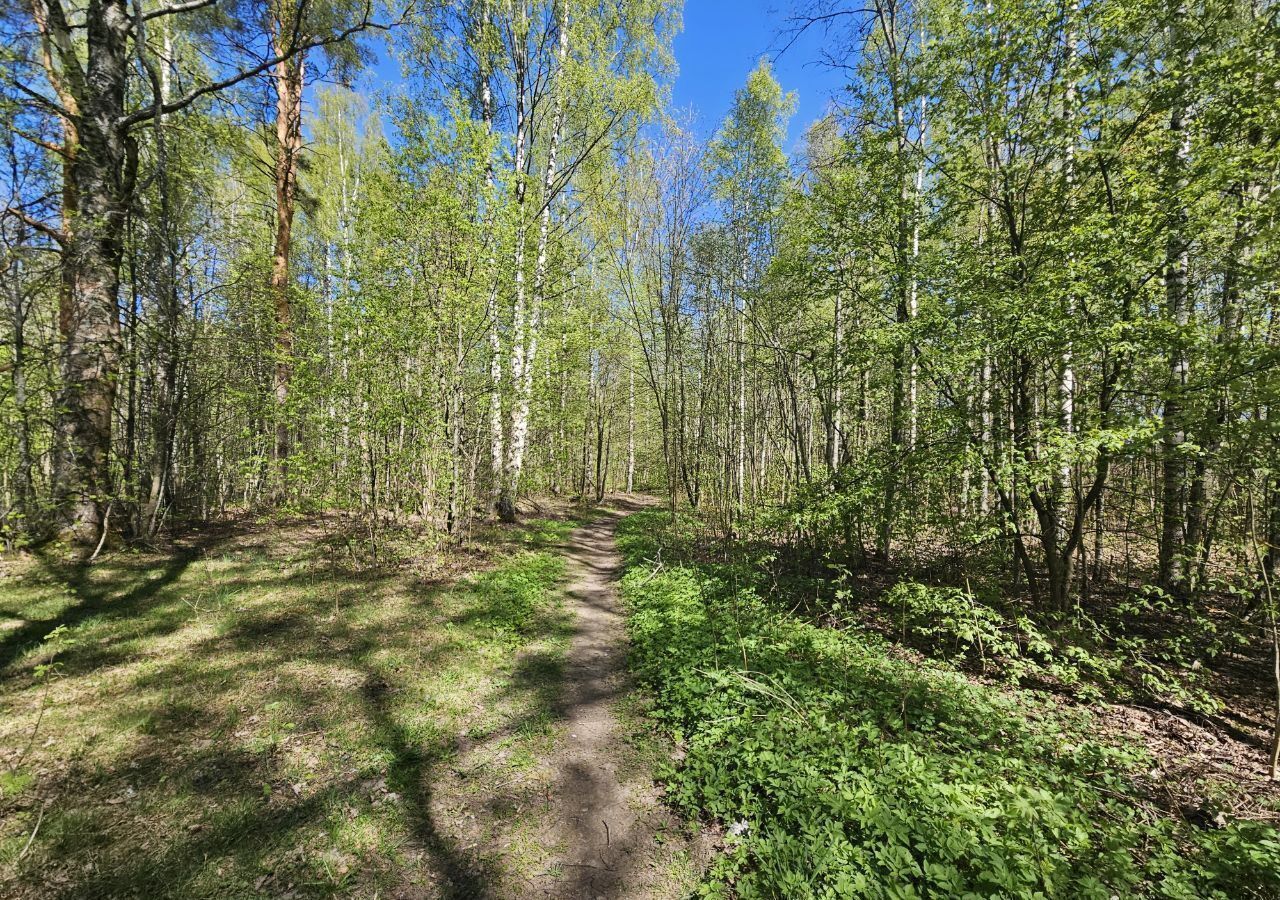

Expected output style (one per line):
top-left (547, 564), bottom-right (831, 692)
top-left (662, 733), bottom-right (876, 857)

top-left (537, 503), bottom-right (707, 899)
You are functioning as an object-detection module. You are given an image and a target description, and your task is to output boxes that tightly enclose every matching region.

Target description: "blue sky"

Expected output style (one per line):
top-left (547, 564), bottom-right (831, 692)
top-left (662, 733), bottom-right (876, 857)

top-left (356, 2), bottom-right (849, 152)
top-left (672, 1), bottom-right (849, 148)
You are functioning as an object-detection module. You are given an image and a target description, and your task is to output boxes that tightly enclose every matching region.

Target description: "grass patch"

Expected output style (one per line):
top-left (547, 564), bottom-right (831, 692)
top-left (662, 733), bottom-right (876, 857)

top-left (616, 510), bottom-right (1280, 899)
top-left (0, 515), bottom-right (576, 898)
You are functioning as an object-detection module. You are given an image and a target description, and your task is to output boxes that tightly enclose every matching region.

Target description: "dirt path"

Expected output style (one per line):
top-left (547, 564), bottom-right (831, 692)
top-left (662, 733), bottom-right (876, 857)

top-left (536, 503), bottom-right (706, 899)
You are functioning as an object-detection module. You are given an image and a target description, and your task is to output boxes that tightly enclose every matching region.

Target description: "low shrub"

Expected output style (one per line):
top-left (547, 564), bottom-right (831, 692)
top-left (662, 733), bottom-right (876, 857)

top-left (617, 510), bottom-right (1280, 899)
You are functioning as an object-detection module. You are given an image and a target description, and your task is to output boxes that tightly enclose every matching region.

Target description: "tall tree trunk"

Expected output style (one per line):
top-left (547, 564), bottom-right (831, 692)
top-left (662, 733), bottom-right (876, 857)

top-left (908, 95), bottom-right (926, 452)
top-left (828, 259), bottom-right (844, 471)
top-left (1158, 18), bottom-right (1191, 594)
top-left (735, 269), bottom-right (746, 512)
top-left (4, 245), bottom-right (34, 518)
top-left (270, 14), bottom-right (305, 496)
top-left (145, 22), bottom-right (180, 535)
top-left (51, 0), bottom-right (134, 542)
top-left (497, 2), bottom-right (531, 522)
top-left (627, 362), bottom-right (635, 492)
top-left (500, 0), bottom-right (568, 521)
top-left (595, 399), bottom-right (607, 503)
top-left (879, 4), bottom-right (909, 562)
top-left (980, 353), bottom-right (992, 516)
top-left (477, 2), bottom-right (506, 511)
top-left (1058, 0), bottom-right (1079, 531)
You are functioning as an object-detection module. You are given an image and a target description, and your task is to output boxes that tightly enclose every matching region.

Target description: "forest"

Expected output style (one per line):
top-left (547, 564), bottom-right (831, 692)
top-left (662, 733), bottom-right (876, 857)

top-left (2, 0), bottom-right (1280, 897)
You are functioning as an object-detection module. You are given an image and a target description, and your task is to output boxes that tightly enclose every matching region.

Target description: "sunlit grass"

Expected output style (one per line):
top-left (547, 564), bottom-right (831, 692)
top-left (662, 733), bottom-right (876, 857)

top-left (0, 517), bottom-right (576, 898)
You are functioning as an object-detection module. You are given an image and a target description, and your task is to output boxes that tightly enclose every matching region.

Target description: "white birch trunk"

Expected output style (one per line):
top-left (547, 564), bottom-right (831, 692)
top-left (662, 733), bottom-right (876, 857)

top-left (1060, 0), bottom-right (1079, 498)
top-left (830, 263), bottom-right (844, 471)
top-left (503, 0), bottom-right (568, 517)
top-left (627, 364), bottom-right (635, 492)
top-left (736, 257), bottom-right (747, 510)
top-left (479, 6), bottom-right (505, 508)
top-left (909, 94), bottom-right (926, 451)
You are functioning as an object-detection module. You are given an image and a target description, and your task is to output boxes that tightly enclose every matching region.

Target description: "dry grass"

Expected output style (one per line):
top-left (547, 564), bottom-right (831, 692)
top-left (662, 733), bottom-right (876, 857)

top-left (0, 512), bottom-right (597, 898)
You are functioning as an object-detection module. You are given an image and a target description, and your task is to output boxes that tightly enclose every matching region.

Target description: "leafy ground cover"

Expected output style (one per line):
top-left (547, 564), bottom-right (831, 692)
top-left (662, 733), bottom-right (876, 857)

top-left (616, 509), bottom-right (1280, 899)
top-left (0, 513), bottom-right (594, 898)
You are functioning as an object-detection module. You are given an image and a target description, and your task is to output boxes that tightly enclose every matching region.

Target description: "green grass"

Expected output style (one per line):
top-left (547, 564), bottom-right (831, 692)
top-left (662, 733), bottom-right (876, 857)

top-left (615, 510), bottom-right (1280, 900)
top-left (0, 516), bottom-right (577, 898)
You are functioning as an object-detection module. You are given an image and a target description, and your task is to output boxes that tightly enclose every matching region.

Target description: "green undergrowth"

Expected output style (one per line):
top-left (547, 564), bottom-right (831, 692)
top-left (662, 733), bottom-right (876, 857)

top-left (754, 494), bottom-right (1244, 714)
top-left (0, 516), bottom-right (576, 898)
top-left (616, 510), bottom-right (1280, 900)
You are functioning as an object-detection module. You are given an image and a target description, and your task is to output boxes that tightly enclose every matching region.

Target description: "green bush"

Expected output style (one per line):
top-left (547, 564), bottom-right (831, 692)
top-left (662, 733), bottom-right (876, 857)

top-left (617, 510), bottom-right (1280, 899)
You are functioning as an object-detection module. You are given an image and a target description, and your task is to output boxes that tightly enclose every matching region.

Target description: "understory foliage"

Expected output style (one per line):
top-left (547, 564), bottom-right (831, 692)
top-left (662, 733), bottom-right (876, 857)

top-left (1, 0), bottom-right (675, 542)
top-left (618, 510), bottom-right (1280, 899)
top-left (603, 0), bottom-right (1280, 823)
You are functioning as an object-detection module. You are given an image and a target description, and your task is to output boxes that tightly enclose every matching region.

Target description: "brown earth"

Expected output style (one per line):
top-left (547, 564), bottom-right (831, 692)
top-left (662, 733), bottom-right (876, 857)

top-left (533, 502), bottom-right (709, 899)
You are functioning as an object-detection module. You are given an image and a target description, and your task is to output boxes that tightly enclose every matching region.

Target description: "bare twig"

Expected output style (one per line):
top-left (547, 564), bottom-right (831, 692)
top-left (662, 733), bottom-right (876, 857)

top-left (88, 500), bottom-right (112, 561)
top-left (15, 802), bottom-right (46, 864)
top-left (1245, 492), bottom-right (1280, 780)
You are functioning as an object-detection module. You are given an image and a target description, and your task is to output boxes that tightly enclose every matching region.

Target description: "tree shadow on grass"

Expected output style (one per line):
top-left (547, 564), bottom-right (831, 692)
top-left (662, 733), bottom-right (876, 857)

top-left (50, 779), bottom-right (361, 898)
top-left (0, 534), bottom-right (229, 673)
top-left (0, 529), bottom-right (597, 899)
top-left (360, 670), bottom-right (495, 899)
top-left (9, 606), bottom-right (503, 899)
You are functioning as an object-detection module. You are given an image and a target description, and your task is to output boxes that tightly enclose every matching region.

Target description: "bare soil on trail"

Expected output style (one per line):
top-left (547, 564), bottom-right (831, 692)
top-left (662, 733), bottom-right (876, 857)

top-left (534, 501), bottom-right (709, 899)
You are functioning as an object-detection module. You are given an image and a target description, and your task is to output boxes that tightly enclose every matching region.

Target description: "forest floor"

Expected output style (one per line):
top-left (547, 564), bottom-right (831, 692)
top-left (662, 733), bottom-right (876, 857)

top-left (0, 501), bottom-right (705, 899)
top-left (821, 551), bottom-right (1280, 823)
top-left (612, 509), bottom-right (1280, 898)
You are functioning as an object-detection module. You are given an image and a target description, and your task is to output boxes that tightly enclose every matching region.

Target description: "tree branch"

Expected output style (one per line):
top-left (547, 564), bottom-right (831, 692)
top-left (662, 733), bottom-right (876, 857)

top-left (9, 79), bottom-right (75, 122)
top-left (137, 0), bottom-right (218, 23)
top-left (119, 3), bottom-right (390, 130)
top-left (29, 0), bottom-right (86, 116)
top-left (2, 206), bottom-right (67, 246)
